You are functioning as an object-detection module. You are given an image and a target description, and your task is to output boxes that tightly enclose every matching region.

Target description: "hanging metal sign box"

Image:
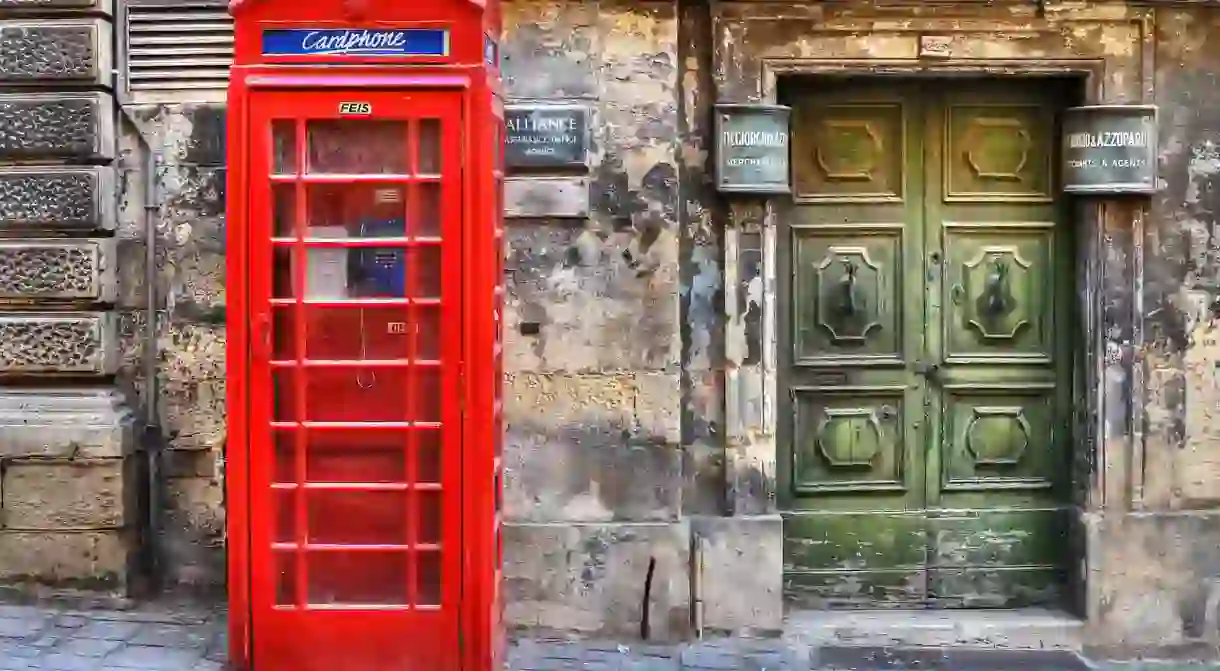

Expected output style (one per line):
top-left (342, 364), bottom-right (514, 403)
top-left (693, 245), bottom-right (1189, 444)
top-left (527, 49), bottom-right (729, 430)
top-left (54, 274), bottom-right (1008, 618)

top-left (715, 103), bottom-right (792, 195)
top-left (1061, 105), bottom-right (1158, 196)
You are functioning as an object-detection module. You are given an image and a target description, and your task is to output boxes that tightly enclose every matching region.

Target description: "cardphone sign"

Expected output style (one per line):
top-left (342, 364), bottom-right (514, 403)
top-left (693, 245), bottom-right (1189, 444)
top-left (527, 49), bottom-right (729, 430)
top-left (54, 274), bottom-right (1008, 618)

top-left (261, 28), bottom-right (450, 57)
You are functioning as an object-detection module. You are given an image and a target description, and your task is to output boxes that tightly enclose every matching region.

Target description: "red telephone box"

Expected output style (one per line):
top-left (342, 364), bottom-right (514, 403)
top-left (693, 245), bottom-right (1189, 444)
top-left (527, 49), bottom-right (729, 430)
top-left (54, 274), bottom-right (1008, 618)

top-left (224, 0), bottom-right (504, 669)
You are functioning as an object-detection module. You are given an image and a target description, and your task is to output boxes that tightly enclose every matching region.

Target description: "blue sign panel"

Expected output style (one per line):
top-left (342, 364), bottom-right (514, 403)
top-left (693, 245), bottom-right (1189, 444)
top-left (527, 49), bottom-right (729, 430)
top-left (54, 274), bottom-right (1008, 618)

top-left (262, 28), bottom-right (450, 57)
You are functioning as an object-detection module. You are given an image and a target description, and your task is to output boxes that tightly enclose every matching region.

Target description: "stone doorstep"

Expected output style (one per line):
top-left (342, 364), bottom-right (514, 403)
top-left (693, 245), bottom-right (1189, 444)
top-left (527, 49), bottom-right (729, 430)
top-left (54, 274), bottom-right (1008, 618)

top-left (784, 608), bottom-right (1085, 651)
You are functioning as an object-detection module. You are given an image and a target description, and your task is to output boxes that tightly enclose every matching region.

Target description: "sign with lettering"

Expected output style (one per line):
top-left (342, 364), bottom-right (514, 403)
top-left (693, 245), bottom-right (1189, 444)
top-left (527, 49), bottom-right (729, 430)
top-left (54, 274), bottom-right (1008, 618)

top-left (261, 29), bottom-right (450, 58)
top-left (1061, 105), bottom-right (1158, 195)
top-left (504, 105), bottom-right (589, 169)
top-left (715, 104), bottom-right (791, 194)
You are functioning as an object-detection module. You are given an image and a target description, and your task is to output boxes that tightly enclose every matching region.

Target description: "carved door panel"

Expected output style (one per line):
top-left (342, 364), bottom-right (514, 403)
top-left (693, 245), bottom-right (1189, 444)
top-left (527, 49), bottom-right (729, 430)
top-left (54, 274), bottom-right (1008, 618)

top-left (779, 81), bottom-right (1071, 609)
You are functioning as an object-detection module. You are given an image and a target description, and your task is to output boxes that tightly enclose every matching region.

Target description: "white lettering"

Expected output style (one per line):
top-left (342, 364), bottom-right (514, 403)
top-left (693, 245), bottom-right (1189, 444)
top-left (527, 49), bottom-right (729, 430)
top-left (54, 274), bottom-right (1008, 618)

top-left (301, 30), bottom-right (409, 54)
top-left (721, 130), bottom-right (788, 148)
top-left (1067, 130), bottom-right (1148, 149)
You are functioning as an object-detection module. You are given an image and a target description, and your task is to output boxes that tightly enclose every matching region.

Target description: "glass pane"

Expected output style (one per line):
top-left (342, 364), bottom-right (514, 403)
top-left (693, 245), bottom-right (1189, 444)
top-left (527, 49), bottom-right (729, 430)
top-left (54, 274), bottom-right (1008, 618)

top-left (307, 551), bottom-right (408, 606)
top-left (273, 369), bottom-right (297, 422)
top-left (275, 552), bottom-right (297, 606)
top-left (415, 183), bottom-right (441, 238)
top-left (273, 184), bottom-right (296, 237)
top-left (306, 183), bottom-right (407, 238)
top-left (417, 551), bottom-right (441, 606)
top-left (415, 369), bottom-right (441, 423)
top-left (418, 491), bottom-right (441, 545)
top-left (410, 246), bottom-right (442, 299)
top-left (305, 429), bottom-right (407, 484)
top-left (272, 308), bottom-right (297, 361)
top-left (308, 120), bottom-right (408, 174)
top-left (416, 429), bottom-right (441, 484)
top-left (307, 491), bottom-right (408, 544)
top-left (274, 433), bottom-right (296, 483)
top-left (286, 368), bottom-right (418, 423)
top-left (418, 119), bottom-right (441, 174)
top-left (272, 120), bottom-right (297, 174)
top-left (273, 248), bottom-right (295, 298)
top-left (275, 490), bottom-right (297, 543)
top-left (292, 306), bottom-right (412, 360)
top-left (417, 307), bottom-right (441, 361)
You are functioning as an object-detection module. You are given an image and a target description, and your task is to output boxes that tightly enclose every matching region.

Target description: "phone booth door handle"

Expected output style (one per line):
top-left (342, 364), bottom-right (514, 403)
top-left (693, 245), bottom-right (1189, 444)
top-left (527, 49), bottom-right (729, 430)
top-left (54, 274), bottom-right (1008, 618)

top-left (253, 312), bottom-right (272, 361)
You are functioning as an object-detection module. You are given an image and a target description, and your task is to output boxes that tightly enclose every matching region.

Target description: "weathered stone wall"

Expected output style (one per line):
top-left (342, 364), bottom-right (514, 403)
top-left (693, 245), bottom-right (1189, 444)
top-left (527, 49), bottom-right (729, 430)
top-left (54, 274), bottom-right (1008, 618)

top-left (0, 0), bottom-right (137, 598)
top-left (498, 0), bottom-right (692, 640)
top-left (1081, 5), bottom-right (1220, 659)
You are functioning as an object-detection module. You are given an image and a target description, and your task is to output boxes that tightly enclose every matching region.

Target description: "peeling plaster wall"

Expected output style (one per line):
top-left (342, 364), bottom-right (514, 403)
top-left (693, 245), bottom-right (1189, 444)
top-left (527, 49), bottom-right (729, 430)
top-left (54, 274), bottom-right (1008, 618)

top-left (1083, 6), bottom-right (1220, 659)
top-left (499, 0), bottom-right (695, 640)
top-left (117, 103), bottom-right (228, 595)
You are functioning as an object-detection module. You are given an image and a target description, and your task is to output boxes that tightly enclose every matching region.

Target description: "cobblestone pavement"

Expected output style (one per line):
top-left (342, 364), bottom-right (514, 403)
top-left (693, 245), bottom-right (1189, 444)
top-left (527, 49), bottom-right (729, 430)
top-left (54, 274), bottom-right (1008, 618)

top-left (0, 603), bottom-right (1217, 670)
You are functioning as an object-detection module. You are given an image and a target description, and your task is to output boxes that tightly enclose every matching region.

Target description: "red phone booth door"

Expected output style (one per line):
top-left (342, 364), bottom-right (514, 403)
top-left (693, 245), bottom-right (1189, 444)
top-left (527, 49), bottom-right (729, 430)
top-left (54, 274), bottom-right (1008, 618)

top-left (246, 90), bottom-right (463, 671)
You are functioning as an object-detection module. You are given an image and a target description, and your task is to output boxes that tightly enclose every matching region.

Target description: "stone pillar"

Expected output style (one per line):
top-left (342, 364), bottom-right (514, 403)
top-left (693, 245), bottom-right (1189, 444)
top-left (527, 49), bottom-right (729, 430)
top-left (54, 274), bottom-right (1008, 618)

top-left (0, 0), bottom-right (136, 598)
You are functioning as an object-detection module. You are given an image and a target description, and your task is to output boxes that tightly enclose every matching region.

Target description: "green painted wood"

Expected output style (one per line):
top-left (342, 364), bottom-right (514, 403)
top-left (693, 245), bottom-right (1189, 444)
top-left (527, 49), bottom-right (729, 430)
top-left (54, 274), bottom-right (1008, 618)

top-left (778, 80), bottom-right (1074, 609)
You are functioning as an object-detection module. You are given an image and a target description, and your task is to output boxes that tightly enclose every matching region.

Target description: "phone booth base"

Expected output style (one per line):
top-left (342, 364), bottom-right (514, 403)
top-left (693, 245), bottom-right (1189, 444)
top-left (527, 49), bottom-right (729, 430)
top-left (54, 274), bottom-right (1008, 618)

top-left (225, 2), bottom-right (504, 670)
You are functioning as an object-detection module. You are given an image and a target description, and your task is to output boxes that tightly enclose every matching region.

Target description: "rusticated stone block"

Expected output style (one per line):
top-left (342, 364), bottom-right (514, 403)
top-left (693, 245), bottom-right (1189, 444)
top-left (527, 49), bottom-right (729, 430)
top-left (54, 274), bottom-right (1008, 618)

top-left (0, 238), bottom-right (116, 302)
top-left (0, 20), bottom-right (111, 85)
top-left (0, 92), bottom-right (114, 161)
top-left (0, 0), bottom-right (110, 11)
top-left (0, 530), bottom-right (127, 588)
top-left (3, 460), bottom-right (126, 529)
top-left (0, 387), bottom-right (134, 459)
top-left (0, 312), bottom-right (116, 375)
top-left (0, 167), bottom-right (115, 231)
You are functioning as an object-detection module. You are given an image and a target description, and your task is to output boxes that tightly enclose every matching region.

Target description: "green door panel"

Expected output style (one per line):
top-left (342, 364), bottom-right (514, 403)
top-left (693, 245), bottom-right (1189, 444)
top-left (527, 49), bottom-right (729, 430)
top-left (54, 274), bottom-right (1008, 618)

top-left (778, 80), bottom-right (1074, 610)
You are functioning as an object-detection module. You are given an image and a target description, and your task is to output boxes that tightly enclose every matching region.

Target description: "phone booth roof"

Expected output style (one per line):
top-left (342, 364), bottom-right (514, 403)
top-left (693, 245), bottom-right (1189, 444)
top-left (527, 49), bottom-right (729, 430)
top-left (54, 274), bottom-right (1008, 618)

top-left (228, 0), bottom-right (501, 69)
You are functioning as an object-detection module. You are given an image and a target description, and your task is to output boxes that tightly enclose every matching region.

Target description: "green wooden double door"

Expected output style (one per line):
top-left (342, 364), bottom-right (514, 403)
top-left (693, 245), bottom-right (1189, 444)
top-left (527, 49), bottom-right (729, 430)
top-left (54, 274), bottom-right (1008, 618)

top-left (778, 80), bottom-right (1075, 609)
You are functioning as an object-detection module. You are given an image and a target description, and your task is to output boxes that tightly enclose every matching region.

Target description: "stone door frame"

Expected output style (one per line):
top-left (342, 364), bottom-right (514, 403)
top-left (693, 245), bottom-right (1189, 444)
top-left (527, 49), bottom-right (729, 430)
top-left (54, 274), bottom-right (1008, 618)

top-left (717, 7), bottom-right (1154, 623)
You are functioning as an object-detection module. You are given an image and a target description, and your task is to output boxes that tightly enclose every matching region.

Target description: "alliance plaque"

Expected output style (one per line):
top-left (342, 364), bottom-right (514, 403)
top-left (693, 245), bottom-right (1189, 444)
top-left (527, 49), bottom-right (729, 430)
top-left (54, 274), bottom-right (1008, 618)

top-left (715, 104), bottom-right (791, 195)
top-left (504, 105), bottom-right (589, 169)
top-left (1061, 105), bottom-right (1158, 195)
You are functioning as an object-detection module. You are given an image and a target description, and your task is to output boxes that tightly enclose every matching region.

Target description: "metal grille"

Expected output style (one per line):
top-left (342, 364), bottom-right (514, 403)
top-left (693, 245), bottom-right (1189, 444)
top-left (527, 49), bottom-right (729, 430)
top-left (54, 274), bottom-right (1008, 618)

top-left (124, 0), bottom-right (233, 95)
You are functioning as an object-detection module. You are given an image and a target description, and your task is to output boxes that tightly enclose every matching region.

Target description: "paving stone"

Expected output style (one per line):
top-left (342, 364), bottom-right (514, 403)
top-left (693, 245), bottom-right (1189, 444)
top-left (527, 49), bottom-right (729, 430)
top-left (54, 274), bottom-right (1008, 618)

top-left (36, 653), bottom-right (101, 671)
top-left (55, 639), bottom-right (122, 659)
top-left (70, 623), bottom-right (140, 643)
top-left (0, 617), bottom-right (48, 640)
top-left (101, 646), bottom-right (203, 670)
top-left (126, 626), bottom-right (208, 650)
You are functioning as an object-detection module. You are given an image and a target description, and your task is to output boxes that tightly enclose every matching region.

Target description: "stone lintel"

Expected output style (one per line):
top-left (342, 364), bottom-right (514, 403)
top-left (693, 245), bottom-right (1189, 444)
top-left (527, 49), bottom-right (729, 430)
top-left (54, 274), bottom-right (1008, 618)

top-left (0, 166), bottom-right (115, 231)
top-left (0, 312), bottom-right (117, 375)
top-left (0, 92), bottom-right (114, 161)
top-left (0, 19), bottom-right (112, 86)
top-left (0, 238), bottom-right (116, 302)
top-left (0, 387), bottom-right (134, 458)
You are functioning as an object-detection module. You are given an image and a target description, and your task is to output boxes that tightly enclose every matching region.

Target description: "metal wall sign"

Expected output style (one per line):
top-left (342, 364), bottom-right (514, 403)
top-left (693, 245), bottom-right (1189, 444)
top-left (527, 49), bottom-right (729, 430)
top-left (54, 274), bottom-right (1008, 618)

top-left (715, 104), bottom-right (791, 195)
top-left (1061, 105), bottom-right (1158, 195)
top-left (504, 105), bottom-right (589, 169)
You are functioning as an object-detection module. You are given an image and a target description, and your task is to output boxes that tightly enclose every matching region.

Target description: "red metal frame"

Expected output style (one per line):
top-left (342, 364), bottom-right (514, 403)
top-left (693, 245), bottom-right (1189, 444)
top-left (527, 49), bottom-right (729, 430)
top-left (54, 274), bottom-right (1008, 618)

top-left (226, 1), bottom-right (502, 670)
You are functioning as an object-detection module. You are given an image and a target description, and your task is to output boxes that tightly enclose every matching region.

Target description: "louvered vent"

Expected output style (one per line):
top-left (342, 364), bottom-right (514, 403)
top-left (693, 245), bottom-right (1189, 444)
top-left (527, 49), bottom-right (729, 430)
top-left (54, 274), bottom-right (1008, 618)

top-left (124, 0), bottom-right (234, 96)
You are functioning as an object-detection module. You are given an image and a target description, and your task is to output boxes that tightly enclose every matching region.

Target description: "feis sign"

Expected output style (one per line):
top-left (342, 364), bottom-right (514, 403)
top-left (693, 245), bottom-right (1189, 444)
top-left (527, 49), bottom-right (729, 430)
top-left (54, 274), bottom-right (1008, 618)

top-left (261, 28), bottom-right (451, 57)
top-left (1061, 105), bottom-right (1158, 196)
top-left (715, 104), bottom-right (791, 195)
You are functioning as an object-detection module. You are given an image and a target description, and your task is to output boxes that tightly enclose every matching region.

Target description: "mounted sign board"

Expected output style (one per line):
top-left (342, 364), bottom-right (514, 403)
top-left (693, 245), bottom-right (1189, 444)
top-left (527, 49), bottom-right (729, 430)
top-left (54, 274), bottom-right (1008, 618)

top-left (1061, 105), bottom-right (1158, 196)
top-left (261, 28), bottom-right (451, 57)
top-left (504, 105), bottom-right (589, 169)
top-left (715, 104), bottom-right (792, 195)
